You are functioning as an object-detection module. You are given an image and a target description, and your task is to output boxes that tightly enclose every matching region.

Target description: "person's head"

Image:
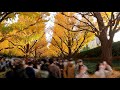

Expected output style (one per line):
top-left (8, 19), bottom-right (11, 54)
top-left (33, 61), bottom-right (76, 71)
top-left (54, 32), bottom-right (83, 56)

top-left (16, 63), bottom-right (24, 69)
top-left (27, 62), bottom-right (33, 67)
top-left (58, 57), bottom-right (61, 61)
top-left (49, 58), bottom-right (53, 64)
top-left (53, 58), bottom-right (57, 61)
top-left (103, 61), bottom-right (107, 65)
top-left (53, 59), bottom-right (57, 64)
top-left (3, 58), bottom-right (5, 61)
top-left (68, 58), bottom-right (72, 63)
top-left (78, 59), bottom-right (83, 65)
top-left (46, 60), bottom-right (50, 64)
top-left (64, 59), bottom-right (68, 62)
top-left (59, 60), bottom-right (62, 64)
top-left (69, 58), bottom-right (73, 61)
top-left (33, 63), bottom-right (37, 69)
top-left (41, 59), bottom-right (47, 64)
top-left (21, 60), bottom-right (25, 64)
top-left (95, 62), bottom-right (103, 71)
top-left (63, 59), bottom-right (68, 66)
top-left (41, 61), bottom-right (44, 64)
top-left (67, 59), bottom-right (72, 65)
top-left (79, 65), bottom-right (86, 72)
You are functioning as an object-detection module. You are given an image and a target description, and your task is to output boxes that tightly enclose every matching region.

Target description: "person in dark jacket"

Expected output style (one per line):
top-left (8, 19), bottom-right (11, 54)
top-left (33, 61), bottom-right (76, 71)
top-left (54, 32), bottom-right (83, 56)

top-left (6, 63), bottom-right (28, 78)
top-left (25, 62), bottom-right (35, 78)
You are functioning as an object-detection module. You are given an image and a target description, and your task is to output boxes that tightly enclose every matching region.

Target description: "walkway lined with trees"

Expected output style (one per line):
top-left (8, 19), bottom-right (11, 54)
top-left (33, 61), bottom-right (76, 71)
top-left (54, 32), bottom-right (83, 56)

top-left (0, 12), bottom-right (119, 78)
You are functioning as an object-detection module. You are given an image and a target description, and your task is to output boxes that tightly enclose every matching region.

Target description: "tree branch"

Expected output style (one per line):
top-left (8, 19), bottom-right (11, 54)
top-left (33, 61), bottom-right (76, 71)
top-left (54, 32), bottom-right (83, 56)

top-left (16, 16), bottom-right (43, 33)
top-left (52, 37), bottom-right (68, 55)
top-left (18, 47), bottom-right (26, 53)
top-left (53, 31), bottom-right (68, 47)
top-left (60, 12), bottom-right (99, 35)
top-left (0, 12), bottom-right (13, 22)
top-left (8, 40), bottom-right (24, 49)
top-left (73, 31), bottom-right (88, 55)
top-left (0, 47), bottom-right (14, 51)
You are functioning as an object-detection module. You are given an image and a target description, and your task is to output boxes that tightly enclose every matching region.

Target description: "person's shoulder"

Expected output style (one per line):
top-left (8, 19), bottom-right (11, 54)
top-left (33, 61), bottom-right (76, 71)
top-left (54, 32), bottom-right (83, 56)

top-left (25, 67), bottom-right (32, 70)
top-left (49, 64), bottom-right (52, 67)
top-left (25, 67), bottom-right (29, 69)
top-left (40, 70), bottom-right (44, 73)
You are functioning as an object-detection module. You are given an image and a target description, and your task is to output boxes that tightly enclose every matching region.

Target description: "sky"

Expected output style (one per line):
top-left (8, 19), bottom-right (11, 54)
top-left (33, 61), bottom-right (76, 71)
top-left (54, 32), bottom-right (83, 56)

top-left (113, 31), bottom-right (120, 42)
top-left (44, 12), bottom-right (57, 48)
top-left (4, 14), bottom-right (19, 26)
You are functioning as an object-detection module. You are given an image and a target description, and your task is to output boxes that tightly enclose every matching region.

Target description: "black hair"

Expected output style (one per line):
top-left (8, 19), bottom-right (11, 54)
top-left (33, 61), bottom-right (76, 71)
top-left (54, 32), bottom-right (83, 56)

top-left (15, 63), bottom-right (24, 69)
top-left (77, 65), bottom-right (84, 73)
top-left (27, 62), bottom-right (33, 66)
top-left (79, 65), bottom-right (83, 70)
top-left (95, 63), bottom-right (101, 71)
top-left (41, 59), bottom-right (47, 63)
top-left (33, 63), bottom-right (37, 69)
top-left (49, 58), bottom-right (53, 64)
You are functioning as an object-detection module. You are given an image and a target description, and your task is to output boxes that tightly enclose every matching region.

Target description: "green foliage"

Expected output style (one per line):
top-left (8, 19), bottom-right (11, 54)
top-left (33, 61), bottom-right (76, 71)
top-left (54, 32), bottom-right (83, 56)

top-left (81, 45), bottom-right (90, 52)
top-left (0, 25), bottom-right (13, 34)
top-left (77, 41), bottom-right (120, 58)
top-left (112, 60), bottom-right (120, 71)
top-left (84, 60), bottom-right (98, 74)
top-left (83, 60), bottom-right (120, 74)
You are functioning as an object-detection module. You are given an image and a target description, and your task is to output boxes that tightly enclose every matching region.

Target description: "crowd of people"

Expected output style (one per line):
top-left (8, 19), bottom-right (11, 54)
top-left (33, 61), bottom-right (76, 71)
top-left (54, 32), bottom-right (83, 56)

top-left (0, 58), bottom-right (11, 72)
top-left (0, 57), bottom-right (113, 78)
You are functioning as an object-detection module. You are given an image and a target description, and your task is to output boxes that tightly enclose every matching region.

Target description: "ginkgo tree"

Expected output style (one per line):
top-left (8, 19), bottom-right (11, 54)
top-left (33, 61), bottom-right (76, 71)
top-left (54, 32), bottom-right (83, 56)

top-left (7, 12), bottom-right (47, 58)
top-left (59, 12), bottom-right (120, 65)
top-left (30, 35), bottom-right (48, 60)
top-left (0, 12), bottom-right (16, 43)
top-left (51, 12), bottom-right (95, 59)
top-left (0, 12), bottom-right (49, 58)
top-left (40, 45), bottom-right (60, 58)
top-left (0, 12), bottom-right (19, 55)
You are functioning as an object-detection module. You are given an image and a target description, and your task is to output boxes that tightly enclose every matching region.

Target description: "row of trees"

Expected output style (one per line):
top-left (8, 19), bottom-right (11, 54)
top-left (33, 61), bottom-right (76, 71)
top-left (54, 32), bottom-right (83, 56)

top-left (0, 12), bottom-right (119, 65)
top-left (0, 12), bottom-right (49, 58)
top-left (55, 12), bottom-right (120, 65)
top-left (51, 13), bottom-right (94, 58)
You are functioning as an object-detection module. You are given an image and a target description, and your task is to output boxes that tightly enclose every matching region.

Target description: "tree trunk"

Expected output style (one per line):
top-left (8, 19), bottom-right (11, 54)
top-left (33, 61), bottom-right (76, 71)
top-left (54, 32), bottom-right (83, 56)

top-left (34, 48), bottom-right (37, 61)
top-left (68, 47), bottom-right (72, 59)
top-left (67, 30), bottom-right (72, 59)
top-left (100, 39), bottom-right (113, 66)
top-left (25, 54), bottom-right (28, 63)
